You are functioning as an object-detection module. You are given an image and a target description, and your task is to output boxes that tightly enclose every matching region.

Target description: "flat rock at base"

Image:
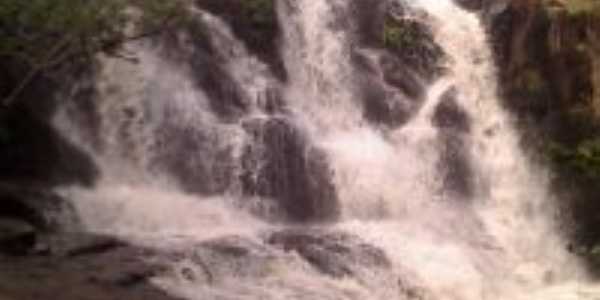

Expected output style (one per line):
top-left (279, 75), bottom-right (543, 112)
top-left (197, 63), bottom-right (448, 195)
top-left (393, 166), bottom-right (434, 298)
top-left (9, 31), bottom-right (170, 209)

top-left (0, 233), bottom-right (182, 300)
top-left (0, 218), bottom-right (36, 256)
top-left (266, 228), bottom-right (392, 278)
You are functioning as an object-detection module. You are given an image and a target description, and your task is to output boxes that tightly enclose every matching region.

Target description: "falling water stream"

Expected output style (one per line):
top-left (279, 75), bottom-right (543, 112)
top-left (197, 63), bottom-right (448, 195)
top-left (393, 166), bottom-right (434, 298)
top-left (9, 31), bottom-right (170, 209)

top-left (52, 0), bottom-right (600, 299)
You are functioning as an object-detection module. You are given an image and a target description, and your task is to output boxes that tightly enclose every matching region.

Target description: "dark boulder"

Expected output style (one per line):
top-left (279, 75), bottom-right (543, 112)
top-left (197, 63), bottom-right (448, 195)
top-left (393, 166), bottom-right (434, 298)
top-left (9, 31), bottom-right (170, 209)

top-left (194, 0), bottom-right (287, 81)
top-left (433, 89), bottom-right (475, 201)
top-left (433, 88), bottom-right (471, 134)
top-left (381, 3), bottom-right (445, 82)
top-left (267, 229), bottom-right (391, 278)
top-left (153, 121), bottom-right (237, 196)
top-left (179, 235), bottom-right (280, 284)
top-left (357, 63), bottom-right (421, 128)
top-left (158, 21), bottom-right (250, 122)
top-left (0, 218), bottom-right (37, 256)
top-left (454, 0), bottom-right (483, 11)
top-left (241, 117), bottom-right (339, 222)
top-left (0, 184), bottom-right (79, 232)
top-left (380, 53), bottom-right (427, 101)
top-left (0, 233), bottom-right (183, 300)
top-left (349, 1), bottom-right (445, 129)
top-left (349, 0), bottom-right (387, 47)
top-left (0, 105), bottom-right (99, 188)
top-left (437, 136), bottom-right (475, 201)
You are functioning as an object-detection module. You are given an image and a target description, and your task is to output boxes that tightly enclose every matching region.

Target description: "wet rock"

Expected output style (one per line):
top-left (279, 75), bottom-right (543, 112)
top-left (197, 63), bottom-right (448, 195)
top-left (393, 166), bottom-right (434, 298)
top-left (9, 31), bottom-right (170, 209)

top-left (194, 0), bottom-right (287, 81)
top-left (0, 231), bottom-right (420, 300)
top-left (158, 18), bottom-right (249, 122)
top-left (0, 184), bottom-right (80, 231)
top-left (433, 88), bottom-right (471, 133)
top-left (433, 90), bottom-right (475, 201)
top-left (181, 235), bottom-right (279, 284)
top-left (351, 49), bottom-right (425, 129)
top-left (257, 87), bottom-right (287, 115)
top-left (241, 117), bottom-right (339, 222)
top-left (382, 4), bottom-right (445, 82)
top-left (350, 0), bottom-right (387, 47)
top-left (350, 1), bottom-right (445, 129)
top-left (0, 219), bottom-right (36, 256)
top-left (360, 70), bottom-right (420, 128)
top-left (191, 60), bottom-right (248, 121)
top-left (153, 122), bottom-right (237, 196)
top-left (45, 234), bottom-right (126, 258)
top-left (267, 229), bottom-right (391, 278)
top-left (437, 136), bottom-right (475, 201)
top-left (0, 233), bottom-right (180, 300)
top-left (380, 53), bottom-right (427, 100)
top-left (0, 105), bottom-right (99, 188)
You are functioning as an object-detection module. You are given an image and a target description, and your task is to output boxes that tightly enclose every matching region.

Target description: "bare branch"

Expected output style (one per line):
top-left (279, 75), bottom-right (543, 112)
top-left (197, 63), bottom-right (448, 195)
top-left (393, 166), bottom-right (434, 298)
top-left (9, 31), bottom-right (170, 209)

top-left (2, 35), bottom-right (74, 108)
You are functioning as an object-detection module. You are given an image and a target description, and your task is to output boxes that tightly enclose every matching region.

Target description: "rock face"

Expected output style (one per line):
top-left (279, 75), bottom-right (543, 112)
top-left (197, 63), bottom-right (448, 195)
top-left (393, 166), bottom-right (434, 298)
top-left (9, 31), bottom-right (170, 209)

top-left (0, 184), bottom-right (79, 231)
top-left (433, 89), bottom-right (474, 200)
top-left (0, 184), bottom-right (80, 256)
top-left (478, 0), bottom-right (600, 264)
top-left (0, 233), bottom-right (183, 300)
top-left (194, 0), bottom-right (286, 81)
top-left (266, 229), bottom-right (391, 277)
top-left (241, 117), bottom-right (339, 222)
top-left (0, 219), bottom-right (36, 256)
top-left (0, 229), bottom-right (428, 300)
top-left (351, 0), bottom-right (445, 129)
top-left (0, 105), bottom-right (98, 188)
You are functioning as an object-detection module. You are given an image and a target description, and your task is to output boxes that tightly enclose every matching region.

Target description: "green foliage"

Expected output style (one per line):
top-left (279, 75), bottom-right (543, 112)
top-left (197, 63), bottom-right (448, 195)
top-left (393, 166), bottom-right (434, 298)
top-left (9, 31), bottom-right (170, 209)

top-left (0, 0), bottom-right (125, 64)
top-left (383, 19), bottom-right (419, 50)
top-left (563, 0), bottom-right (600, 16)
top-left (517, 68), bottom-right (546, 95)
top-left (549, 139), bottom-right (600, 179)
top-left (0, 0), bottom-right (184, 106)
top-left (0, 0), bottom-right (183, 60)
top-left (240, 0), bottom-right (275, 27)
top-left (543, 0), bottom-right (600, 17)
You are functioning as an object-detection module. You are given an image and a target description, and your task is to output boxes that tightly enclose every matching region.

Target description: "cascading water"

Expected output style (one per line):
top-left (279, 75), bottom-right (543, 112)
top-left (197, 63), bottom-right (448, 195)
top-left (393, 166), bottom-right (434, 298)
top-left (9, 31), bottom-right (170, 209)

top-left (48, 0), bottom-right (600, 299)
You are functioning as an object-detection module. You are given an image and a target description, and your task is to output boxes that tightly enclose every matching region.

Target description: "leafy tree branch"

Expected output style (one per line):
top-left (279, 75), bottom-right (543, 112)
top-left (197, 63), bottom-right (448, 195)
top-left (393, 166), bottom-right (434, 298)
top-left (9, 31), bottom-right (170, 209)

top-left (0, 0), bottom-right (186, 108)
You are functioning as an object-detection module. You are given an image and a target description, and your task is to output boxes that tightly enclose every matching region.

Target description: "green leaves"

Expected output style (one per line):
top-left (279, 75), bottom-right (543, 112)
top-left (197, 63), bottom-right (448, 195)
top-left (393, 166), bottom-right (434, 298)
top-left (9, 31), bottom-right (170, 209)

top-left (383, 21), bottom-right (405, 49)
top-left (383, 18), bottom-right (421, 50)
top-left (543, 0), bottom-right (600, 17)
top-left (0, 0), bottom-right (185, 107)
top-left (240, 0), bottom-right (275, 27)
top-left (1, 0), bottom-right (126, 62)
top-left (549, 139), bottom-right (600, 179)
top-left (0, 0), bottom-right (184, 64)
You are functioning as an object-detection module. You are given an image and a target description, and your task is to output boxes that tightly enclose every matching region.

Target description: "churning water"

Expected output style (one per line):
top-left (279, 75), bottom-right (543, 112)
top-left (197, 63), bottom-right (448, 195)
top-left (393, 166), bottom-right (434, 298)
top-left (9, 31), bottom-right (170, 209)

top-left (53, 0), bottom-right (600, 299)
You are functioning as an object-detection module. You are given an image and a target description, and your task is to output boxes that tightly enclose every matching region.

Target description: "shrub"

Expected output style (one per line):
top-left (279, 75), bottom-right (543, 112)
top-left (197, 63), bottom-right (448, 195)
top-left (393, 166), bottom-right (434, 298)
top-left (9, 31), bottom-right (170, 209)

top-left (0, 0), bottom-right (184, 107)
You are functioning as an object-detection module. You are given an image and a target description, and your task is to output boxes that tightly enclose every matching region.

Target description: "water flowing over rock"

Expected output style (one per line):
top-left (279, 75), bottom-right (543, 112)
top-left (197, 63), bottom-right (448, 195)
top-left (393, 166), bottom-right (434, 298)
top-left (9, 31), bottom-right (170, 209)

top-left (2, 0), bottom-right (600, 299)
top-left (241, 117), bottom-right (339, 222)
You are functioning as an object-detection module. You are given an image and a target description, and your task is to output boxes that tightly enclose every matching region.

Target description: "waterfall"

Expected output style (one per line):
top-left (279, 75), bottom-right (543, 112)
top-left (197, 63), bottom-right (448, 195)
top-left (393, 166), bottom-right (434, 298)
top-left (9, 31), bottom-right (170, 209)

top-left (48, 0), bottom-right (599, 299)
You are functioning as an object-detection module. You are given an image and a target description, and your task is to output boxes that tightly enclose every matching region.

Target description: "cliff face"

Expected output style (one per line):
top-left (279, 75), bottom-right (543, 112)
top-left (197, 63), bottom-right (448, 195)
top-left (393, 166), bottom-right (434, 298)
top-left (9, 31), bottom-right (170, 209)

top-left (488, 0), bottom-right (596, 140)
top-left (480, 0), bottom-right (600, 261)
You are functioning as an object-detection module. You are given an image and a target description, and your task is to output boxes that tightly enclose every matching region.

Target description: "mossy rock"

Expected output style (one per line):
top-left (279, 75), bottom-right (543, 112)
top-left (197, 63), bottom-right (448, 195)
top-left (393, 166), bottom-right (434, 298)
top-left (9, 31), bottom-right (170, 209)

top-left (381, 14), bottom-right (444, 81)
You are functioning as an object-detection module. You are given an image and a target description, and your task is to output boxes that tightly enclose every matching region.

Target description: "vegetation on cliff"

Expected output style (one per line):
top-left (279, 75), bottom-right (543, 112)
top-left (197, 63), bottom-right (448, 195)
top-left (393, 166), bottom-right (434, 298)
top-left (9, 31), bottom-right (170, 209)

top-left (0, 0), bottom-right (184, 108)
top-left (493, 0), bottom-right (600, 271)
top-left (547, 0), bottom-right (600, 16)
